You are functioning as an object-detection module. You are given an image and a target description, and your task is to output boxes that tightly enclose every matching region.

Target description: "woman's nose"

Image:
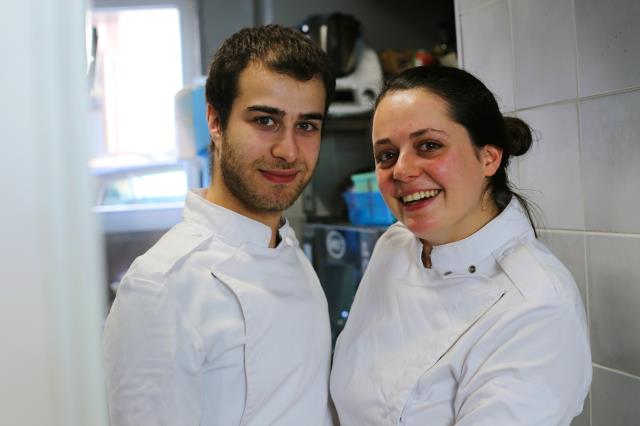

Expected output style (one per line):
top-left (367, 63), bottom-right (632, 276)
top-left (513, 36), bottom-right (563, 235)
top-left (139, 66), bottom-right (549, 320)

top-left (393, 151), bottom-right (420, 182)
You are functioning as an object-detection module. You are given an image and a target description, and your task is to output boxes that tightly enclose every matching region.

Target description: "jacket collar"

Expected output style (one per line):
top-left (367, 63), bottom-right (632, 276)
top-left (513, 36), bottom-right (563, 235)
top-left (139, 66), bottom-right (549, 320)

top-left (428, 199), bottom-right (535, 276)
top-left (182, 189), bottom-right (290, 249)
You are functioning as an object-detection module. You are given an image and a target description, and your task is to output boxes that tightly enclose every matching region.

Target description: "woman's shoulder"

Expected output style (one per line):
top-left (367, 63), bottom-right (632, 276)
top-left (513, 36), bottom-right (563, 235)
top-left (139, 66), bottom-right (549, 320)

top-left (496, 238), bottom-right (583, 308)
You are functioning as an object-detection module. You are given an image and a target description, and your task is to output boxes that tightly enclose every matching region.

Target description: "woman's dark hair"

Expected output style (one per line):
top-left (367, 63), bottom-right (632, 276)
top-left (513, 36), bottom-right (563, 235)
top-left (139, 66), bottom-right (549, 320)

top-left (374, 65), bottom-right (537, 231)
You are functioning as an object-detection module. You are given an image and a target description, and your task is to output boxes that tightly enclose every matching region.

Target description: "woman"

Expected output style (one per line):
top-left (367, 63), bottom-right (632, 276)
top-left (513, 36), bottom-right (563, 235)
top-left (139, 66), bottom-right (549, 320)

top-left (330, 66), bottom-right (591, 425)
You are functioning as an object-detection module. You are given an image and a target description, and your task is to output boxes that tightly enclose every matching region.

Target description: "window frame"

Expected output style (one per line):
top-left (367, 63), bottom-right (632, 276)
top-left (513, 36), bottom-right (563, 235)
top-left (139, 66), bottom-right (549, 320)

top-left (91, 0), bottom-right (202, 88)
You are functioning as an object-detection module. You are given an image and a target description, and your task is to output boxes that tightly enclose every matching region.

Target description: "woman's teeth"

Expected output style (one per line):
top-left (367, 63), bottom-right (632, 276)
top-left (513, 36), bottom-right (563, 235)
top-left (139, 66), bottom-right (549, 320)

top-left (401, 190), bottom-right (439, 204)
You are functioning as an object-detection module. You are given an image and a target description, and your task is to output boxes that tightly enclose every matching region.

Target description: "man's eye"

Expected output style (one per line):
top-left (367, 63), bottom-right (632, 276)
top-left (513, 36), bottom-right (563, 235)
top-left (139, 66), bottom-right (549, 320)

top-left (297, 122), bottom-right (319, 132)
top-left (255, 116), bottom-right (276, 127)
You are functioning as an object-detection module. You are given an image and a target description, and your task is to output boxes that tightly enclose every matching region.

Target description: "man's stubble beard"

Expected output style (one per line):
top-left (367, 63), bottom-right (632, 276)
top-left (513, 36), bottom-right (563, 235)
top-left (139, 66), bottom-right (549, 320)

top-left (218, 134), bottom-right (315, 213)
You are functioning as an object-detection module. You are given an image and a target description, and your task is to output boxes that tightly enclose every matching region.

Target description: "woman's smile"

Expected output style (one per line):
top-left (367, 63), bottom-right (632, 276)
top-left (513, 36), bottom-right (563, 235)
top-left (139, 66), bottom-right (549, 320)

top-left (372, 88), bottom-right (501, 245)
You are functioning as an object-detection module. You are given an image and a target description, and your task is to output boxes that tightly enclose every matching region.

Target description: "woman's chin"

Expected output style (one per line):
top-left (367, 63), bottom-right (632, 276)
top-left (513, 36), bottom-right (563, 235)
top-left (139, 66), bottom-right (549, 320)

top-left (401, 218), bottom-right (440, 242)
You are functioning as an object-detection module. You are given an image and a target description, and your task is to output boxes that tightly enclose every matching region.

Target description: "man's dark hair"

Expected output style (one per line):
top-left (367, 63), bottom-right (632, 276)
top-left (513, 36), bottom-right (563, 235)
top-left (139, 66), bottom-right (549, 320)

top-left (205, 24), bottom-right (336, 132)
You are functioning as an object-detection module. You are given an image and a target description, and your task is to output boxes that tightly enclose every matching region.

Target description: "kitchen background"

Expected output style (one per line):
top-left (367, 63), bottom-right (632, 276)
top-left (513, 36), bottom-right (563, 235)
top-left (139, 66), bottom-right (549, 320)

top-left (2, 0), bottom-right (638, 424)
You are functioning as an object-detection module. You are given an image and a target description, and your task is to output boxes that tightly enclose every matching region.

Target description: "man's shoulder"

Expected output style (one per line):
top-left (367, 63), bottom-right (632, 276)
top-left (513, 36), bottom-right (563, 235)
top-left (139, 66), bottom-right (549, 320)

top-left (127, 221), bottom-right (214, 284)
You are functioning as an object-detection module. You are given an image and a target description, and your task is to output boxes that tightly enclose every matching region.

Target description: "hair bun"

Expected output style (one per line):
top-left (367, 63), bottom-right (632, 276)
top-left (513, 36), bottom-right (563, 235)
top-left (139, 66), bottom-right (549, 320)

top-left (504, 116), bottom-right (532, 157)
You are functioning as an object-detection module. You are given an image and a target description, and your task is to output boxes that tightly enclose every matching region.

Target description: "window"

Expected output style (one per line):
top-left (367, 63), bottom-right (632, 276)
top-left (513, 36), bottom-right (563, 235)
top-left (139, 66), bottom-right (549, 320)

top-left (98, 164), bottom-right (188, 205)
top-left (90, 7), bottom-right (183, 161)
top-left (89, 0), bottom-right (201, 205)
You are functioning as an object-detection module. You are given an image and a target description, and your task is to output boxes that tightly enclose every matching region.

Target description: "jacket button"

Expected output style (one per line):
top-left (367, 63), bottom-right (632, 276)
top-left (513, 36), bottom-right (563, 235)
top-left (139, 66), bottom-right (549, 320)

top-left (468, 265), bottom-right (476, 273)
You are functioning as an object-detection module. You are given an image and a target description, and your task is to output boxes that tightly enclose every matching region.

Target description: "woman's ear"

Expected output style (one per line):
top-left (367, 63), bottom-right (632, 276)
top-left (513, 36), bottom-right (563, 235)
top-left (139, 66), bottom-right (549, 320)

top-left (481, 144), bottom-right (503, 177)
top-left (207, 103), bottom-right (222, 150)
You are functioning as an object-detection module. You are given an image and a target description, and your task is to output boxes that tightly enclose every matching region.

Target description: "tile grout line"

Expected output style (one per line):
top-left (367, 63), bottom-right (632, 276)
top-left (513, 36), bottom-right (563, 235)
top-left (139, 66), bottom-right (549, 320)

top-left (593, 363), bottom-right (640, 381)
top-left (572, 0), bottom-right (581, 103)
top-left (537, 229), bottom-right (640, 238)
top-left (507, 0), bottom-right (517, 112)
top-left (510, 0), bottom-right (522, 199)
top-left (570, 7), bottom-right (592, 422)
top-left (512, 85), bottom-right (640, 114)
top-left (454, 0), bottom-right (465, 70)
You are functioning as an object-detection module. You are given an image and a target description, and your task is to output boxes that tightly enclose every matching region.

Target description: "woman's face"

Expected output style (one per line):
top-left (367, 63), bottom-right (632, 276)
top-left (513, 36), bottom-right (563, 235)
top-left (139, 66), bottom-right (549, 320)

top-left (372, 88), bottom-right (502, 246)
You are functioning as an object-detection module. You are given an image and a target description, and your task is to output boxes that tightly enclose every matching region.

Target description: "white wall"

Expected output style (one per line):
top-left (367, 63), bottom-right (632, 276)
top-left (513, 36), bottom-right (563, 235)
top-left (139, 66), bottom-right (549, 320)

top-left (0, 1), bottom-right (108, 425)
top-left (456, 0), bottom-right (640, 424)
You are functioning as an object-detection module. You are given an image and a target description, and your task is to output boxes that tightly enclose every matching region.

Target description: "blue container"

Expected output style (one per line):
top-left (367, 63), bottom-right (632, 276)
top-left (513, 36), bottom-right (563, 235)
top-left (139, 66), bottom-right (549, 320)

top-left (343, 191), bottom-right (395, 226)
top-left (350, 171), bottom-right (378, 192)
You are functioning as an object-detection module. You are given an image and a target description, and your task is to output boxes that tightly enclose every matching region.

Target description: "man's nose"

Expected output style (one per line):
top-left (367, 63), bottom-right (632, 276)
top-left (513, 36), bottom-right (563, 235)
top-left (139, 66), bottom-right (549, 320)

top-left (271, 128), bottom-right (298, 163)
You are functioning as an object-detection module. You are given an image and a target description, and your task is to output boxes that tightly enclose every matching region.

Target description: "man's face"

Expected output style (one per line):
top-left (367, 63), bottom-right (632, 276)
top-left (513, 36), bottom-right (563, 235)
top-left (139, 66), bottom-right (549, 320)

top-left (208, 62), bottom-right (326, 219)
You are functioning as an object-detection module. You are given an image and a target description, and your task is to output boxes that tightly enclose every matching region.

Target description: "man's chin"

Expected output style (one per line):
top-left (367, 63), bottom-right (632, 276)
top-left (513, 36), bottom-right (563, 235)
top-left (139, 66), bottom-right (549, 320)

top-left (264, 179), bottom-right (310, 211)
top-left (228, 173), bottom-right (310, 213)
top-left (263, 194), bottom-right (302, 212)
top-left (239, 189), bottom-right (302, 213)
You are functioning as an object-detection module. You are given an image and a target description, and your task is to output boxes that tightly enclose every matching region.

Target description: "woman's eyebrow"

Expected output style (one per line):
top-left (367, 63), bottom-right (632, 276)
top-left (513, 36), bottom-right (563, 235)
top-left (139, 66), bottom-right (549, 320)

top-left (409, 127), bottom-right (447, 138)
top-left (373, 138), bottom-right (393, 147)
top-left (374, 127), bottom-right (449, 146)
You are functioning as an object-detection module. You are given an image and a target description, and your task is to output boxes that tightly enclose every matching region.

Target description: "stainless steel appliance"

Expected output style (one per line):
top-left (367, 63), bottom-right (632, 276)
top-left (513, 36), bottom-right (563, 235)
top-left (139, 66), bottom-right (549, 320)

top-left (300, 13), bottom-right (383, 116)
top-left (302, 223), bottom-right (387, 346)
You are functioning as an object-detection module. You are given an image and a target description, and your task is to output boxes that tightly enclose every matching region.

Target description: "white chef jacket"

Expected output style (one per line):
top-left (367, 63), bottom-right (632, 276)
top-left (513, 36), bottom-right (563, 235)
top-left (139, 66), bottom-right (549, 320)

top-left (103, 189), bottom-right (334, 426)
top-left (330, 199), bottom-right (591, 426)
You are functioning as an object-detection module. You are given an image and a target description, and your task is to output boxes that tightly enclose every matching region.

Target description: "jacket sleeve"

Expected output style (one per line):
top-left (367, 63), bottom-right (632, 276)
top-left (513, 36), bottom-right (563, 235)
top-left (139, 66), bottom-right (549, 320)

top-left (453, 296), bottom-right (591, 426)
top-left (103, 276), bottom-right (204, 426)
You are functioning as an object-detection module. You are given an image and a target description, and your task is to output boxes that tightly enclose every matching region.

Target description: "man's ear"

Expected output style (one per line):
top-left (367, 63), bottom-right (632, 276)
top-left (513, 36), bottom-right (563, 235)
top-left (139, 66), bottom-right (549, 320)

top-left (481, 144), bottom-right (503, 177)
top-left (207, 103), bottom-right (223, 150)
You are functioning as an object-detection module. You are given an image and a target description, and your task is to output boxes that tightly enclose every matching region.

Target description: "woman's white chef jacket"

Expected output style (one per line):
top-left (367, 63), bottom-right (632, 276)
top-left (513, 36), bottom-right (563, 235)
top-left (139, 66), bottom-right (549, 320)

top-left (330, 199), bottom-right (591, 426)
top-left (103, 189), bottom-right (334, 426)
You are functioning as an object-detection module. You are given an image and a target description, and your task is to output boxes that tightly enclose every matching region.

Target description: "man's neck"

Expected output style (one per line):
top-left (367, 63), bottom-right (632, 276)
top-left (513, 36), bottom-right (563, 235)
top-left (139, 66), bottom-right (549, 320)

top-left (204, 185), bottom-right (283, 248)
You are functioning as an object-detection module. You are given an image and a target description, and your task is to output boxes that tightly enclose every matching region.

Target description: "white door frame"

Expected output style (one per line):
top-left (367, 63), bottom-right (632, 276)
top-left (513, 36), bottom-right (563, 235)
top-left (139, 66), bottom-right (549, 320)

top-left (1, 0), bottom-right (109, 425)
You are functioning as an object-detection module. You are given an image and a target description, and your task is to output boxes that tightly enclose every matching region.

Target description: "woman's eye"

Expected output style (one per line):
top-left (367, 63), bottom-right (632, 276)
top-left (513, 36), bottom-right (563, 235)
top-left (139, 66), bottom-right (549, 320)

top-left (418, 141), bottom-right (442, 152)
top-left (375, 151), bottom-right (397, 164)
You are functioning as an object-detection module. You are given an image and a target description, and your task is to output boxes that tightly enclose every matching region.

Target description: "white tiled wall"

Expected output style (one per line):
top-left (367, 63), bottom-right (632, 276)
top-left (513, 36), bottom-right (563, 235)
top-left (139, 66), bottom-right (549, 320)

top-left (538, 231), bottom-right (587, 303)
top-left (580, 91), bottom-right (640, 234)
top-left (456, 0), bottom-right (640, 424)
top-left (575, 0), bottom-right (640, 97)
top-left (517, 103), bottom-right (584, 230)
top-left (511, 0), bottom-right (578, 109)
top-left (460, 0), bottom-right (515, 111)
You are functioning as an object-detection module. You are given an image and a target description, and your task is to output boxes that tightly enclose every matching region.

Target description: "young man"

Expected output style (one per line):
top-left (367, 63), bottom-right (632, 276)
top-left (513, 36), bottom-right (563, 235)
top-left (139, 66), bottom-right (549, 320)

top-left (103, 25), bottom-right (336, 425)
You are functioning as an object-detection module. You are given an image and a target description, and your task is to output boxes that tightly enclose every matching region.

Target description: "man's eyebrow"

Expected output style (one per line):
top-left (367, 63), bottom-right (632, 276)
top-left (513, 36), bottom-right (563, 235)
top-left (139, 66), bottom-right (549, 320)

top-left (246, 106), bottom-right (324, 122)
top-left (246, 105), bottom-right (285, 117)
top-left (300, 112), bottom-right (325, 121)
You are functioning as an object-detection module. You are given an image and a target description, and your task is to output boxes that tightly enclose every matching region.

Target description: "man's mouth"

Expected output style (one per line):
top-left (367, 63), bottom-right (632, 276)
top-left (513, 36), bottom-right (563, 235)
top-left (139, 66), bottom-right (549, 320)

top-left (260, 169), bottom-right (299, 184)
top-left (400, 190), bottom-right (440, 205)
